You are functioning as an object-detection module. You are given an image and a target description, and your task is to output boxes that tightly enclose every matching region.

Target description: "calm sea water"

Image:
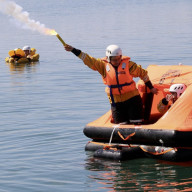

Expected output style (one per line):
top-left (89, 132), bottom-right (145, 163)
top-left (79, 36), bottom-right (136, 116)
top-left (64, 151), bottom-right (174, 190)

top-left (0, 0), bottom-right (192, 191)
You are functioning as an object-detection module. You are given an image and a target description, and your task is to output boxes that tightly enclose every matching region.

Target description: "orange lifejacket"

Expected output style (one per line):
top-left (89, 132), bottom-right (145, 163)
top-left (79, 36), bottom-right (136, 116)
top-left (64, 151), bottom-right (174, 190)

top-left (8, 48), bottom-right (25, 59)
top-left (102, 56), bottom-right (137, 96)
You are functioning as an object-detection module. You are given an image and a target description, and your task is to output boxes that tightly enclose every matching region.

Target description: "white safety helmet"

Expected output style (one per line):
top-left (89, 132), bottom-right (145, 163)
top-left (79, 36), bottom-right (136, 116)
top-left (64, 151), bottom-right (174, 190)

top-left (106, 45), bottom-right (122, 62)
top-left (169, 84), bottom-right (186, 98)
top-left (22, 46), bottom-right (31, 51)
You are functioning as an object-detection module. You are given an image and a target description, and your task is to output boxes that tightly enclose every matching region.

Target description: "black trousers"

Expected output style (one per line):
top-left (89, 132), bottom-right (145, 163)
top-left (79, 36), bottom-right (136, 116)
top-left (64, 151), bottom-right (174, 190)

top-left (111, 95), bottom-right (143, 124)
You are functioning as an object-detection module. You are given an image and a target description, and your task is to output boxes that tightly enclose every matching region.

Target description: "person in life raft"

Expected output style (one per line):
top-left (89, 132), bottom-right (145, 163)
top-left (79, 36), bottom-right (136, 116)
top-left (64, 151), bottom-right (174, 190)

top-left (157, 83), bottom-right (186, 114)
top-left (22, 46), bottom-right (39, 61)
top-left (5, 46), bottom-right (39, 64)
top-left (64, 44), bottom-right (158, 124)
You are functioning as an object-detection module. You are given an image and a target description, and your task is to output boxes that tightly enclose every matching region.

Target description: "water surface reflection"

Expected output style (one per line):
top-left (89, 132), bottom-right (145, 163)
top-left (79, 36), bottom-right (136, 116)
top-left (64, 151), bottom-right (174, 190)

top-left (85, 153), bottom-right (192, 191)
top-left (6, 62), bottom-right (39, 74)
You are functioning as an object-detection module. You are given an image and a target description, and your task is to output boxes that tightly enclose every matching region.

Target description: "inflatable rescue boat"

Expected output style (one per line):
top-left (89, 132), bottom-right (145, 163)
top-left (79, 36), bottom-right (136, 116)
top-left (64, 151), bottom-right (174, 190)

top-left (84, 64), bottom-right (192, 161)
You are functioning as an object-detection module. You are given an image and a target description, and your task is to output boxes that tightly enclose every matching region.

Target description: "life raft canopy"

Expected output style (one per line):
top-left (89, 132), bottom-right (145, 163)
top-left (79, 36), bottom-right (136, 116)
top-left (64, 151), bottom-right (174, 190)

top-left (5, 48), bottom-right (39, 64)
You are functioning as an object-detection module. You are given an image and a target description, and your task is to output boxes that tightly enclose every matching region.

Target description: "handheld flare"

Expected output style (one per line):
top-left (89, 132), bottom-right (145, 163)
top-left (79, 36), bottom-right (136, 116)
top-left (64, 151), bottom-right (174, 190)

top-left (56, 34), bottom-right (67, 47)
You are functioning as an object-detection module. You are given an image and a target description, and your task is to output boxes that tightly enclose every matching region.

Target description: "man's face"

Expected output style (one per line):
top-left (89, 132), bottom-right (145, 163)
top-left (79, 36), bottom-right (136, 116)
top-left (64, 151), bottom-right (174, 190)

top-left (110, 55), bottom-right (122, 67)
top-left (24, 50), bottom-right (30, 56)
top-left (170, 92), bottom-right (178, 102)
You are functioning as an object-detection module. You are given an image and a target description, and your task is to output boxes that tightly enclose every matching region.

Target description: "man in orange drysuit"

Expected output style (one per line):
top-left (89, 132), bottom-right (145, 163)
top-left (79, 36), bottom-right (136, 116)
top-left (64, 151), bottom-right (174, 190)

top-left (64, 44), bottom-right (158, 124)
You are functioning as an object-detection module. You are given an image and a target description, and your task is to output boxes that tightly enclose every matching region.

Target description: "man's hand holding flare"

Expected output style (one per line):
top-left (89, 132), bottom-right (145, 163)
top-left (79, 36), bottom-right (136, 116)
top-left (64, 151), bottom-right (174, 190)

top-left (64, 44), bottom-right (73, 52)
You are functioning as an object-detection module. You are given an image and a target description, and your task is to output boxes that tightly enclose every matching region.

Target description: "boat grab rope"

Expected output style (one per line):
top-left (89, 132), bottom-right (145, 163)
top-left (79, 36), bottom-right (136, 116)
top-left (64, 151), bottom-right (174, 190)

top-left (103, 143), bottom-right (132, 150)
top-left (103, 130), bottom-right (136, 150)
top-left (139, 146), bottom-right (177, 156)
top-left (118, 131), bottom-right (135, 141)
top-left (104, 124), bottom-right (129, 150)
top-left (108, 124), bottom-right (136, 144)
top-left (103, 145), bottom-right (118, 150)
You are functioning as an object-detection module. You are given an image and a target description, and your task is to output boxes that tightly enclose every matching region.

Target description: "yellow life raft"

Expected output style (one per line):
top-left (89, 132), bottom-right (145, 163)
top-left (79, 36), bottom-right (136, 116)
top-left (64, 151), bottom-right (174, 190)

top-left (5, 48), bottom-right (39, 64)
